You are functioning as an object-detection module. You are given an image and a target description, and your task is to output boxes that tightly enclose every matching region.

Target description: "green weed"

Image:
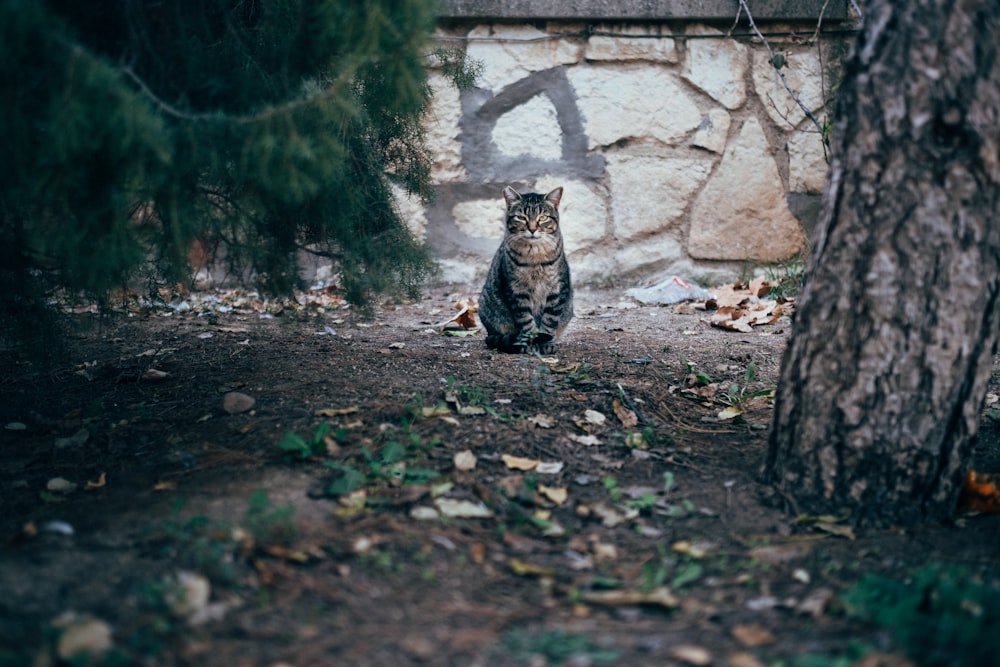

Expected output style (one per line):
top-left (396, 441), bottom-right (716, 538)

top-left (501, 627), bottom-right (619, 666)
top-left (841, 564), bottom-right (1000, 667)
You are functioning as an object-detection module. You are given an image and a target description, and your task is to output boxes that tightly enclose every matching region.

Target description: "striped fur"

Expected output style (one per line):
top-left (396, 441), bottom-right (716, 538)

top-left (479, 185), bottom-right (573, 355)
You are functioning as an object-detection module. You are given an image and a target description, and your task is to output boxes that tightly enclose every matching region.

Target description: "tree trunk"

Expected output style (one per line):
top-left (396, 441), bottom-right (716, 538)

top-left (765, 0), bottom-right (1000, 529)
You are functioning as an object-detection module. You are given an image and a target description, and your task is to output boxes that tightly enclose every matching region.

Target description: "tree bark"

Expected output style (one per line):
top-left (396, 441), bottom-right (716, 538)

top-left (765, 0), bottom-right (1000, 528)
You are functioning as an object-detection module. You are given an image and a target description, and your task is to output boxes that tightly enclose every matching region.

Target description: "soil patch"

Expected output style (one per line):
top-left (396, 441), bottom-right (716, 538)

top-left (1, 286), bottom-right (998, 666)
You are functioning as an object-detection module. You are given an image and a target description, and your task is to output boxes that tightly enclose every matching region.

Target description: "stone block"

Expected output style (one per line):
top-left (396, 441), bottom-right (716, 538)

top-left (492, 94), bottom-right (563, 160)
top-left (612, 233), bottom-right (685, 276)
top-left (787, 130), bottom-right (829, 193)
top-left (465, 24), bottom-right (582, 92)
top-left (425, 73), bottom-right (466, 182)
top-left (689, 117), bottom-right (806, 261)
top-left (585, 24), bottom-right (678, 62)
top-left (606, 154), bottom-right (714, 241)
top-left (691, 108), bottom-right (732, 154)
top-left (532, 176), bottom-right (608, 254)
top-left (453, 198), bottom-right (506, 240)
top-left (568, 64), bottom-right (702, 148)
top-left (752, 46), bottom-right (828, 130)
top-left (390, 183), bottom-right (428, 243)
top-left (682, 24), bottom-right (748, 109)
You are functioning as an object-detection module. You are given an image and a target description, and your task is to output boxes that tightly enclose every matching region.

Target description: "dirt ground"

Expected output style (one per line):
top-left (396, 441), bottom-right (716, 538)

top-left (1, 284), bottom-right (998, 667)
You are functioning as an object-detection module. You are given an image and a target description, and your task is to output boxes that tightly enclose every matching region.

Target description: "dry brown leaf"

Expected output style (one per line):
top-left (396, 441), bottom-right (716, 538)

top-left (538, 484), bottom-right (568, 505)
top-left (669, 645), bottom-right (712, 666)
top-left (314, 406), bottom-right (359, 417)
top-left (960, 469), bottom-right (1000, 513)
top-left (749, 541), bottom-right (815, 564)
top-left (612, 399), bottom-right (638, 428)
top-left (731, 623), bottom-right (777, 647)
top-left (85, 473), bottom-right (107, 490)
top-left (508, 558), bottom-right (555, 577)
top-left (582, 586), bottom-right (679, 609)
top-left (502, 454), bottom-right (539, 471)
top-left (436, 297), bottom-right (479, 331)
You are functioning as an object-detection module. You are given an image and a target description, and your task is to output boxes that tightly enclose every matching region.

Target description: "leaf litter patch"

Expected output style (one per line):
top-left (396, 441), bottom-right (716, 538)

top-left (0, 286), bottom-right (997, 666)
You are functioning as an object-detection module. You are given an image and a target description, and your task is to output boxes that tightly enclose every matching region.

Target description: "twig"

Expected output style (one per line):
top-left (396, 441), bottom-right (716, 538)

top-left (736, 0), bottom-right (827, 138)
top-left (120, 61), bottom-right (358, 125)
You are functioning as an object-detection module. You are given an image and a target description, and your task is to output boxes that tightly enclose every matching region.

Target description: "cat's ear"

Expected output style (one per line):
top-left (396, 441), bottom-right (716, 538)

top-left (502, 185), bottom-right (521, 208)
top-left (544, 187), bottom-right (563, 208)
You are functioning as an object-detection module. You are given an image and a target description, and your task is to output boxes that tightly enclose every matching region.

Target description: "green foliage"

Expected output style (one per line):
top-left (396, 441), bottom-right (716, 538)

top-left (283, 407), bottom-right (442, 498)
top-left (501, 627), bottom-right (619, 666)
top-left (1, 0), bottom-right (448, 337)
top-left (279, 422), bottom-right (338, 460)
top-left (842, 565), bottom-right (1000, 667)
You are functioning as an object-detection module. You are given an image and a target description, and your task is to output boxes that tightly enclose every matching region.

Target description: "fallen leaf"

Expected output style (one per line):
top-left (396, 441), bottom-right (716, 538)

top-left (582, 586), bottom-right (679, 609)
top-left (458, 405), bottom-right (486, 416)
top-left (672, 540), bottom-right (712, 559)
top-left (54, 428), bottom-right (90, 449)
top-left (538, 485), bottom-right (568, 505)
top-left (502, 454), bottom-right (539, 471)
top-left (47, 477), bottom-right (78, 494)
top-left (749, 541), bottom-right (815, 564)
top-left (960, 470), bottom-right (1000, 514)
top-left (669, 645), bottom-right (712, 666)
top-left (421, 404), bottom-right (451, 418)
top-left (612, 399), bottom-right (638, 428)
top-left (436, 297), bottom-right (479, 331)
top-left (508, 558), bottom-right (555, 578)
top-left (314, 406), bottom-right (360, 417)
top-left (153, 481), bottom-right (178, 491)
top-left (442, 329), bottom-right (479, 337)
top-left (813, 521), bottom-right (856, 540)
top-left (453, 450), bottom-right (477, 472)
top-left (142, 368), bottom-right (170, 383)
top-left (731, 623), bottom-right (776, 647)
top-left (535, 461), bottom-right (564, 475)
top-left (718, 405), bottom-right (743, 420)
top-left (434, 497), bottom-right (494, 518)
top-left (410, 506), bottom-right (440, 520)
top-left (528, 413), bottom-right (556, 428)
top-left (568, 434), bottom-right (602, 446)
top-left (85, 473), bottom-right (107, 490)
top-left (387, 341), bottom-right (406, 349)
top-left (165, 571), bottom-right (211, 618)
top-left (53, 613), bottom-right (113, 662)
top-left (797, 587), bottom-right (835, 617)
top-left (583, 409), bottom-right (606, 426)
top-left (727, 652), bottom-right (766, 667)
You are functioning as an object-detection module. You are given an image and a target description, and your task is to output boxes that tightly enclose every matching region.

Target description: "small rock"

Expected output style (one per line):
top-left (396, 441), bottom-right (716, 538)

top-left (222, 392), bottom-right (256, 414)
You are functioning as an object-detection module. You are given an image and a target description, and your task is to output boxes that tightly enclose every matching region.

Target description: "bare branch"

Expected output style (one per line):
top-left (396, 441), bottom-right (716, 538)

top-left (736, 0), bottom-right (827, 139)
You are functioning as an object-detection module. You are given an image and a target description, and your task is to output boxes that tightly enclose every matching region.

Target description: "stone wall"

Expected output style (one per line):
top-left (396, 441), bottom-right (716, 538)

top-left (401, 13), bottom-right (853, 288)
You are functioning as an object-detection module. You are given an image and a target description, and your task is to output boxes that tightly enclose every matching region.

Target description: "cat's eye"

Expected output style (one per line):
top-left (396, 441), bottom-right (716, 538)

top-left (537, 215), bottom-right (550, 222)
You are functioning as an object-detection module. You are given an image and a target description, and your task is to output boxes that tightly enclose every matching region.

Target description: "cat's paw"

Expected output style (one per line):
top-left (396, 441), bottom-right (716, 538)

top-left (535, 341), bottom-right (555, 355)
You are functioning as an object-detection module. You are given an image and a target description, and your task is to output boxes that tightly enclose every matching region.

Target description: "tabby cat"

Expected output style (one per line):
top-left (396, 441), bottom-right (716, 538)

top-left (479, 185), bottom-right (574, 355)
